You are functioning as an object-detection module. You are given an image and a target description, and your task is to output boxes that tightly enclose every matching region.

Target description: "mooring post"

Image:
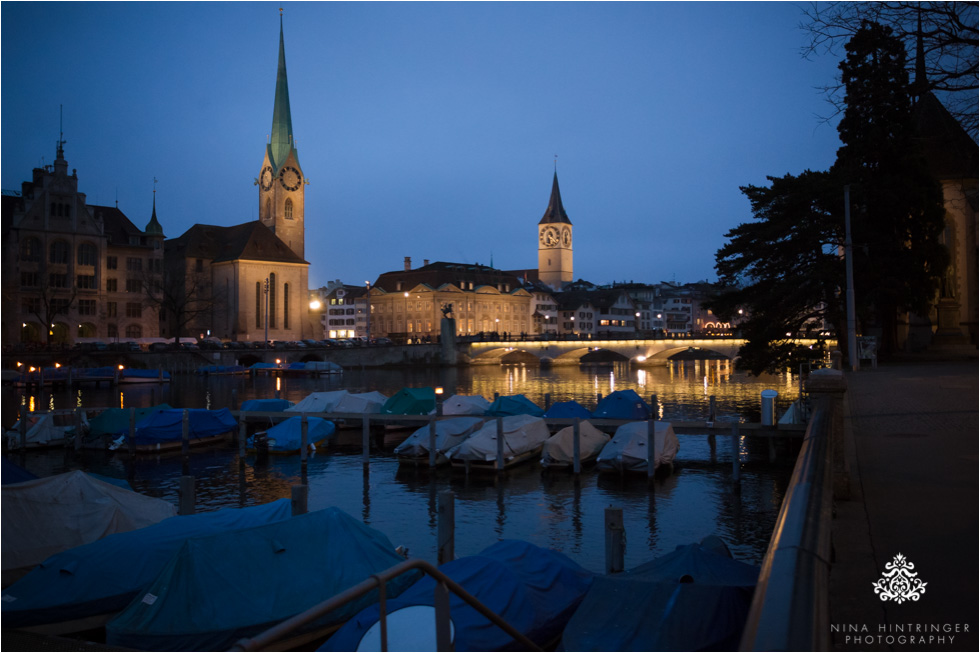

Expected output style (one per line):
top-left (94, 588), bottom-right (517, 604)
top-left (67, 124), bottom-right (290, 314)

top-left (495, 416), bottom-right (505, 472)
top-left (572, 417), bottom-right (582, 475)
top-left (650, 394), bottom-right (659, 419)
top-left (291, 484), bottom-right (309, 516)
top-left (362, 415), bottom-right (370, 465)
top-left (300, 416), bottom-right (309, 484)
top-left (437, 490), bottom-right (455, 564)
top-left (647, 419), bottom-right (656, 480)
top-left (596, 393), bottom-right (602, 408)
top-left (544, 392), bottom-right (551, 411)
top-left (238, 418), bottom-right (246, 460)
top-left (605, 507), bottom-right (625, 574)
top-left (129, 407), bottom-right (137, 456)
top-left (178, 475), bottom-right (196, 515)
top-left (434, 581), bottom-right (453, 651)
top-left (428, 416), bottom-right (437, 468)
top-left (731, 423), bottom-right (741, 492)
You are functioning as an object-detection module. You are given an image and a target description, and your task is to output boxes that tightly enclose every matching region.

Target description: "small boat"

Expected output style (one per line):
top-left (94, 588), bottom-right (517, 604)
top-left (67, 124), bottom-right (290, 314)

top-left (560, 536), bottom-right (759, 651)
top-left (543, 400), bottom-right (593, 420)
top-left (440, 394), bottom-right (490, 416)
top-left (1, 499), bottom-right (293, 634)
top-left (448, 414), bottom-right (550, 471)
top-left (1, 470), bottom-right (177, 588)
top-left (249, 416), bottom-right (336, 454)
top-left (381, 387), bottom-right (436, 417)
top-left (196, 364), bottom-right (247, 376)
top-left (109, 408), bottom-right (237, 453)
top-left (540, 420), bottom-right (610, 469)
top-left (117, 368), bottom-right (170, 384)
top-left (105, 507), bottom-right (419, 651)
top-left (282, 361), bottom-right (343, 376)
top-left (4, 412), bottom-right (88, 449)
top-left (595, 421), bottom-right (679, 474)
top-left (240, 398), bottom-right (295, 413)
top-left (86, 404), bottom-right (171, 448)
top-left (485, 394), bottom-right (545, 417)
top-left (320, 540), bottom-right (594, 652)
top-left (288, 390), bottom-right (350, 414)
top-left (12, 366), bottom-right (70, 387)
top-left (393, 417), bottom-right (485, 467)
top-left (593, 389), bottom-right (651, 420)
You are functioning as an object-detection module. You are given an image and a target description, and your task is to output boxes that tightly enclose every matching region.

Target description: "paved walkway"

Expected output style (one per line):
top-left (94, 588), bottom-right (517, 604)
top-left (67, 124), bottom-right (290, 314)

top-left (830, 360), bottom-right (978, 651)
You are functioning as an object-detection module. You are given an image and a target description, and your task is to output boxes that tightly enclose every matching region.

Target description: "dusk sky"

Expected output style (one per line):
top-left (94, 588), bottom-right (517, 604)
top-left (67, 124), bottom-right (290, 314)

top-left (2, 1), bottom-right (844, 290)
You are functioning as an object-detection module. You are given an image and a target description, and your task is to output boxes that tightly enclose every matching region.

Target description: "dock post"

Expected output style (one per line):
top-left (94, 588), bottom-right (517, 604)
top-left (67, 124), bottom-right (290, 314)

top-left (434, 580), bottom-right (452, 651)
top-left (238, 418), bottom-right (247, 459)
top-left (604, 507), bottom-right (625, 574)
top-left (596, 393), bottom-right (602, 408)
top-left (181, 409), bottom-right (190, 475)
top-left (731, 423), bottom-right (741, 492)
top-left (428, 417), bottom-right (437, 468)
top-left (544, 392), bottom-right (551, 411)
top-left (74, 407), bottom-right (83, 452)
top-left (301, 416), bottom-right (309, 484)
top-left (708, 395), bottom-right (716, 422)
top-left (649, 394), bottom-right (659, 419)
top-left (362, 415), bottom-right (370, 465)
top-left (178, 475), bottom-right (196, 515)
top-left (437, 490), bottom-right (455, 564)
top-left (291, 484), bottom-right (309, 516)
top-left (129, 407), bottom-right (137, 456)
top-left (647, 419), bottom-right (656, 480)
top-left (495, 417), bottom-right (505, 473)
top-left (572, 418), bottom-right (581, 475)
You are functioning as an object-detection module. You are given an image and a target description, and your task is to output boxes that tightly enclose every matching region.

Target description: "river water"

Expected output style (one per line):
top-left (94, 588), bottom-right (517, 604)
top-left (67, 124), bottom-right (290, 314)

top-left (3, 361), bottom-right (801, 572)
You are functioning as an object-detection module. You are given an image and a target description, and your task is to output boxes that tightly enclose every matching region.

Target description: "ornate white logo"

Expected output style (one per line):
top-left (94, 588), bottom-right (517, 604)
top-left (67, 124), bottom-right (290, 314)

top-left (872, 553), bottom-right (927, 604)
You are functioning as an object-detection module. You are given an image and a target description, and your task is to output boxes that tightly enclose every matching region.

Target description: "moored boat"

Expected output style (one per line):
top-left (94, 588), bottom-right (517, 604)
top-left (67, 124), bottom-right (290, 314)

top-left (447, 414), bottom-right (550, 471)
top-left (4, 412), bottom-right (88, 450)
top-left (593, 388), bottom-right (651, 420)
top-left (540, 420), bottom-right (609, 469)
top-left (440, 394), bottom-right (491, 416)
top-left (393, 417), bottom-right (485, 467)
top-left (249, 416), bottom-right (336, 454)
top-left (109, 408), bottom-right (237, 453)
top-left (595, 421), bottom-right (679, 474)
top-left (485, 394), bottom-right (545, 417)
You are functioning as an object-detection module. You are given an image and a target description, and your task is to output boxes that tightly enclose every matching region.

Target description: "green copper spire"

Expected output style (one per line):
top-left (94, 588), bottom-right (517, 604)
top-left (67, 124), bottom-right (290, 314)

top-left (268, 13), bottom-right (297, 172)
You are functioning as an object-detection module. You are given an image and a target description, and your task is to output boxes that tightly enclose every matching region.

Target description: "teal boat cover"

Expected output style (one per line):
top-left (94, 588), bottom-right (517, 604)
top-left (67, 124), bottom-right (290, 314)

top-left (485, 394), bottom-right (544, 417)
top-left (249, 416), bottom-right (336, 452)
top-left (381, 387), bottom-right (436, 415)
top-left (129, 408), bottom-right (237, 446)
top-left (593, 389), bottom-right (651, 420)
top-left (240, 398), bottom-right (294, 412)
top-left (2, 499), bottom-right (292, 629)
top-left (321, 540), bottom-right (593, 651)
top-left (106, 507), bottom-right (418, 651)
top-left (88, 404), bottom-right (172, 439)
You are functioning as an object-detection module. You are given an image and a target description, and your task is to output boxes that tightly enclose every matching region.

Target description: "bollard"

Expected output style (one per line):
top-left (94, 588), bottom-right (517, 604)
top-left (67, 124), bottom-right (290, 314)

top-left (731, 423), bottom-right (741, 492)
top-left (495, 417), bottom-right (505, 472)
top-left (362, 415), bottom-right (370, 465)
top-left (291, 484), bottom-right (309, 516)
top-left (238, 418), bottom-right (247, 460)
top-left (437, 490), bottom-right (455, 564)
top-left (760, 390), bottom-right (778, 426)
top-left (178, 475), bottom-right (196, 515)
top-left (604, 507), bottom-right (625, 574)
top-left (572, 418), bottom-right (581, 475)
top-left (646, 419), bottom-right (656, 479)
top-left (428, 417), bottom-right (437, 468)
top-left (129, 407), bottom-right (137, 456)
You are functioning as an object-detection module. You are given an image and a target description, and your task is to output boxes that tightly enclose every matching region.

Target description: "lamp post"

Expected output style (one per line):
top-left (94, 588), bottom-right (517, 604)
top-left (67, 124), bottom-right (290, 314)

top-left (309, 298), bottom-right (321, 340)
top-left (264, 277), bottom-right (270, 347)
top-left (404, 291), bottom-right (410, 342)
top-left (365, 281), bottom-right (372, 344)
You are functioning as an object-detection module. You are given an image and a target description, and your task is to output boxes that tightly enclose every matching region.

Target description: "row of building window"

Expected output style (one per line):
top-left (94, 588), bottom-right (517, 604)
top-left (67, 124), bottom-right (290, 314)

top-left (19, 240), bottom-right (159, 272)
top-left (254, 275), bottom-right (291, 330)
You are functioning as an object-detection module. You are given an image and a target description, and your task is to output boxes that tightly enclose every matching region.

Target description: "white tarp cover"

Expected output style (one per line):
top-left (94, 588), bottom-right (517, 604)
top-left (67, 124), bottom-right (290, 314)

top-left (1, 470), bottom-right (176, 584)
top-left (334, 391), bottom-right (387, 414)
top-left (541, 421), bottom-right (610, 467)
top-left (394, 417), bottom-right (486, 457)
top-left (441, 395), bottom-right (491, 416)
top-left (286, 391), bottom-right (350, 414)
top-left (447, 415), bottom-right (550, 462)
top-left (596, 421), bottom-right (680, 473)
top-left (4, 413), bottom-right (88, 449)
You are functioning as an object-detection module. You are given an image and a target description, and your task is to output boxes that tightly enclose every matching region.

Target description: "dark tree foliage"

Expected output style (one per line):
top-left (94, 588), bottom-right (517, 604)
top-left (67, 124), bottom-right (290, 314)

top-left (835, 21), bottom-right (948, 354)
top-left (801, 1), bottom-right (978, 139)
top-left (711, 170), bottom-right (844, 375)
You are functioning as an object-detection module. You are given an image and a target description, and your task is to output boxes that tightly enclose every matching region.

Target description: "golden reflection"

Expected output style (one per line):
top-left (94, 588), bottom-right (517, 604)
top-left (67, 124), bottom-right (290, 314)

top-left (76, 390), bottom-right (83, 408)
top-left (119, 392), bottom-right (125, 409)
top-left (276, 377), bottom-right (282, 393)
top-left (636, 369), bottom-right (647, 387)
top-left (28, 395), bottom-right (36, 413)
top-left (48, 395), bottom-right (55, 411)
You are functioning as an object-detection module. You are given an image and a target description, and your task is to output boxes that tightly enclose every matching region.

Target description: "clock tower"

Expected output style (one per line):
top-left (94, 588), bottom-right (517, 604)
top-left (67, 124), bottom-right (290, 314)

top-left (537, 171), bottom-right (573, 290)
top-left (257, 14), bottom-right (305, 260)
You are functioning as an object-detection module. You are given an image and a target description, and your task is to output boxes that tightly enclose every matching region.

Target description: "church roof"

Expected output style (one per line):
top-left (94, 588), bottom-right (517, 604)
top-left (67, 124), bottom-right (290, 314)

top-left (539, 172), bottom-right (571, 225)
top-left (144, 194), bottom-right (164, 236)
top-left (267, 15), bottom-right (298, 173)
top-left (913, 91), bottom-right (978, 181)
top-left (92, 205), bottom-right (147, 245)
top-left (373, 261), bottom-right (522, 293)
top-left (167, 221), bottom-right (307, 265)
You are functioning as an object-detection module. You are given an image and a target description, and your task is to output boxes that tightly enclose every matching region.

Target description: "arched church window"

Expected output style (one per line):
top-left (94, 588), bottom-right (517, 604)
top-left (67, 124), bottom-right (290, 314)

top-left (284, 198), bottom-right (293, 220)
top-left (256, 282), bottom-right (262, 328)
top-left (283, 283), bottom-right (290, 329)
top-left (269, 273), bottom-right (277, 329)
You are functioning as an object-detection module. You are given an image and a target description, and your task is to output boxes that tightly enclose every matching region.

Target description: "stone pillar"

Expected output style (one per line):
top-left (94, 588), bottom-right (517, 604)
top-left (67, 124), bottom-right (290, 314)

top-left (440, 317), bottom-right (457, 365)
top-left (807, 368), bottom-right (848, 500)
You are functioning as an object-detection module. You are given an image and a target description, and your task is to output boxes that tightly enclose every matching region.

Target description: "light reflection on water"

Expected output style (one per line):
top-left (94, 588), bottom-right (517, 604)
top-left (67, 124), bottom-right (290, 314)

top-left (3, 362), bottom-right (800, 570)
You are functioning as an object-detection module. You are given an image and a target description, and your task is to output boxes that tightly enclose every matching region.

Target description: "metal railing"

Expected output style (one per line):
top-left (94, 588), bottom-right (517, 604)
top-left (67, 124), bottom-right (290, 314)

top-left (231, 557), bottom-right (541, 652)
top-left (738, 404), bottom-right (833, 651)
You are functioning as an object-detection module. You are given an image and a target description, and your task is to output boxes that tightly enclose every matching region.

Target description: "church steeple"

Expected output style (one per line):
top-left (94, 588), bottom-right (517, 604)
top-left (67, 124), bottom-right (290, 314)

top-left (268, 12), bottom-right (297, 172)
top-left (539, 171), bottom-right (571, 225)
top-left (537, 169), bottom-right (573, 290)
top-left (145, 182), bottom-right (164, 237)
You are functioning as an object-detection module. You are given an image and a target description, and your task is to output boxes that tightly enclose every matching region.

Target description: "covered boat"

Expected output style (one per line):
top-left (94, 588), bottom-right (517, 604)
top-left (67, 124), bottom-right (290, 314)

top-left (117, 368), bottom-right (170, 384)
top-left (321, 540), bottom-right (593, 652)
top-left (540, 421), bottom-right (610, 469)
top-left (334, 391), bottom-right (387, 415)
top-left (593, 389), bottom-right (651, 420)
top-left (560, 537), bottom-right (759, 651)
top-left (543, 400), bottom-right (593, 420)
top-left (441, 394), bottom-right (490, 416)
top-left (4, 412), bottom-right (87, 449)
top-left (87, 404), bottom-right (171, 443)
top-left (1, 470), bottom-right (177, 588)
top-left (284, 361), bottom-right (342, 375)
top-left (111, 408), bottom-right (237, 452)
top-left (595, 421), bottom-right (679, 474)
top-left (240, 398), bottom-right (295, 412)
top-left (447, 414), bottom-right (550, 470)
top-left (105, 507), bottom-right (418, 651)
top-left (1, 499), bottom-right (292, 633)
top-left (249, 416), bottom-right (336, 454)
top-left (485, 394), bottom-right (544, 417)
top-left (393, 417), bottom-right (485, 466)
top-left (288, 391), bottom-right (350, 414)
top-left (381, 387), bottom-right (436, 416)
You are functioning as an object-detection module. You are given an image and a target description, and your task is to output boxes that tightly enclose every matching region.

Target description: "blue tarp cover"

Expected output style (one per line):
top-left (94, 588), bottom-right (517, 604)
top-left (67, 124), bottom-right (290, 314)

top-left (88, 404), bottom-right (173, 438)
top-left (485, 394), bottom-right (544, 417)
top-left (543, 400), bottom-right (593, 419)
top-left (106, 507), bottom-right (418, 651)
top-left (240, 398), bottom-right (294, 412)
top-left (129, 408), bottom-right (237, 445)
top-left (560, 541), bottom-right (759, 652)
top-left (250, 416), bottom-right (336, 452)
top-left (593, 389), bottom-right (651, 420)
top-left (1, 499), bottom-right (292, 628)
top-left (322, 540), bottom-right (593, 652)
top-left (1, 457), bottom-right (37, 485)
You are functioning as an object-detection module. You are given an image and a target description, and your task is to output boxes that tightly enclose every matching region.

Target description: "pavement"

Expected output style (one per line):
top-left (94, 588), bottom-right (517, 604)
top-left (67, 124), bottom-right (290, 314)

top-left (829, 359), bottom-right (979, 652)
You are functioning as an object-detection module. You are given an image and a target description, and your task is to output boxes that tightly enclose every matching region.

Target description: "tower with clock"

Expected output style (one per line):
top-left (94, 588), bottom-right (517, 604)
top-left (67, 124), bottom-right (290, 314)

top-left (538, 171), bottom-right (573, 290)
top-left (257, 14), bottom-right (305, 261)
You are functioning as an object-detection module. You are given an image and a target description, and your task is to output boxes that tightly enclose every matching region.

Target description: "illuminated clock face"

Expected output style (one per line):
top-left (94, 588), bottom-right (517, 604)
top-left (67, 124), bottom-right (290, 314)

top-left (279, 166), bottom-right (302, 191)
top-left (539, 226), bottom-right (560, 247)
top-left (561, 226), bottom-right (571, 248)
top-left (259, 166), bottom-right (274, 191)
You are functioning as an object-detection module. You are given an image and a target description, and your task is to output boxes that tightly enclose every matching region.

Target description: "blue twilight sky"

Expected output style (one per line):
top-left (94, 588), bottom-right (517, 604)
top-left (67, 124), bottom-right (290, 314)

top-left (1, 1), bottom-right (844, 290)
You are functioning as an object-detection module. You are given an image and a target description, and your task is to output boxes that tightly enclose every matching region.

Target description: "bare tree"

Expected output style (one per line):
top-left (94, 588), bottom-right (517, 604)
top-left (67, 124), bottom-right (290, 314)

top-left (26, 281), bottom-right (78, 346)
top-left (142, 267), bottom-right (221, 345)
top-left (801, 1), bottom-right (978, 138)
